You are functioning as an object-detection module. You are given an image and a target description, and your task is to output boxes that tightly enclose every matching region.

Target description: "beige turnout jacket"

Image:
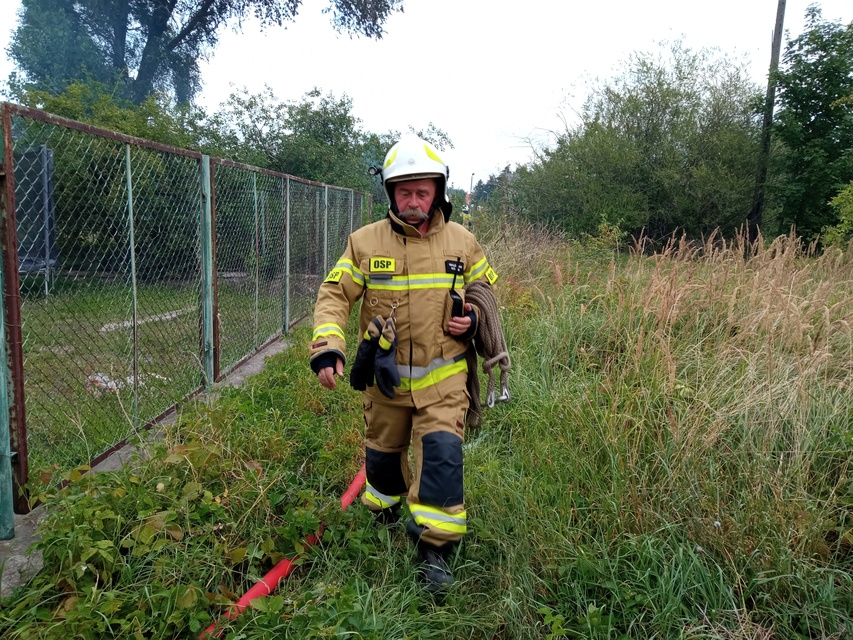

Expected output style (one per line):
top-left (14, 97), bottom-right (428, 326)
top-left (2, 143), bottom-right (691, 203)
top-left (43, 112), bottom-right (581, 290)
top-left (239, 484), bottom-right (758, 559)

top-left (310, 209), bottom-right (498, 407)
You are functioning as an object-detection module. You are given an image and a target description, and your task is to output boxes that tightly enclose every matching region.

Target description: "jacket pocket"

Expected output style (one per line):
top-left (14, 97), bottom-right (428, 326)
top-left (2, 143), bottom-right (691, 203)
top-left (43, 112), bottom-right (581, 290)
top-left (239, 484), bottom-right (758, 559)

top-left (361, 256), bottom-right (405, 318)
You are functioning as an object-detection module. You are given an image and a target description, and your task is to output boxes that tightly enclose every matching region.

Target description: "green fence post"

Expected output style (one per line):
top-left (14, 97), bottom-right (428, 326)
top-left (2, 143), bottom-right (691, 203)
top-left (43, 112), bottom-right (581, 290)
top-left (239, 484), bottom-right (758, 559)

top-left (283, 177), bottom-right (291, 333)
top-left (252, 173), bottom-right (260, 348)
top-left (200, 156), bottom-right (215, 388)
top-left (323, 186), bottom-right (329, 275)
top-left (0, 246), bottom-right (13, 539)
top-left (124, 145), bottom-right (139, 430)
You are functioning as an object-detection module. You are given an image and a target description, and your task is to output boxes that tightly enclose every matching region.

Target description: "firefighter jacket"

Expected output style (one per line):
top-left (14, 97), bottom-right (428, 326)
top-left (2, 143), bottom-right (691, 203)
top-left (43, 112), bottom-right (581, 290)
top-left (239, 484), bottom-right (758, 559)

top-left (310, 209), bottom-right (498, 408)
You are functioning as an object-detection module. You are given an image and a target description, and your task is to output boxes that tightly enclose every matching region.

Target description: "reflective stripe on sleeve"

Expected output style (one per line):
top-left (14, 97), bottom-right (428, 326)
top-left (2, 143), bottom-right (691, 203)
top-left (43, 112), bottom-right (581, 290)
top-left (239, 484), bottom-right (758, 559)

top-left (313, 323), bottom-right (345, 341)
top-left (410, 504), bottom-right (467, 534)
top-left (465, 257), bottom-right (489, 283)
top-left (332, 259), bottom-right (364, 286)
top-left (363, 482), bottom-right (401, 509)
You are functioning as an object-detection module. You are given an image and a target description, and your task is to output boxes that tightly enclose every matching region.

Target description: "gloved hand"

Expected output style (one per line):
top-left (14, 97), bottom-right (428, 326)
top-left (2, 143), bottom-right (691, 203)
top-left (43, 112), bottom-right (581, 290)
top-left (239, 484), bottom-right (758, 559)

top-left (350, 316), bottom-right (384, 391)
top-left (374, 316), bottom-right (401, 399)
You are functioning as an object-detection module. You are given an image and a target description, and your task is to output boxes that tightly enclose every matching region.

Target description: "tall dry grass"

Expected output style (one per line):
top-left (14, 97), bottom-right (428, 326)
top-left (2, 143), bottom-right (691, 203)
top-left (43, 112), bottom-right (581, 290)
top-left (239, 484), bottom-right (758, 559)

top-left (479, 222), bottom-right (852, 636)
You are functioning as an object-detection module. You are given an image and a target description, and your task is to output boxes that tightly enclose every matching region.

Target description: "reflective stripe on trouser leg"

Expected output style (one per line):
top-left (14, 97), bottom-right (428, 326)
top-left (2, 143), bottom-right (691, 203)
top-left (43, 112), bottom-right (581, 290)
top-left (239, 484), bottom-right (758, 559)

top-left (408, 386), bottom-right (468, 546)
top-left (410, 503), bottom-right (467, 534)
top-left (363, 481), bottom-right (402, 509)
top-left (361, 398), bottom-right (413, 512)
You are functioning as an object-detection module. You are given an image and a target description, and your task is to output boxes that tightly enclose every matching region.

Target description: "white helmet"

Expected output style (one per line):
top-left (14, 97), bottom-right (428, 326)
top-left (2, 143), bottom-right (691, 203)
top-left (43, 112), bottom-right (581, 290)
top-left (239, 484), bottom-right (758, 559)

top-left (379, 134), bottom-right (452, 221)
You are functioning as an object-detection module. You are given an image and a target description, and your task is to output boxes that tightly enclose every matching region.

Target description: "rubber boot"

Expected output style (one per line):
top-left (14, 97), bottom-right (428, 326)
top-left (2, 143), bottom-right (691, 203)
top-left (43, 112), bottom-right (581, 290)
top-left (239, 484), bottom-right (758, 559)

top-left (407, 519), bottom-right (455, 591)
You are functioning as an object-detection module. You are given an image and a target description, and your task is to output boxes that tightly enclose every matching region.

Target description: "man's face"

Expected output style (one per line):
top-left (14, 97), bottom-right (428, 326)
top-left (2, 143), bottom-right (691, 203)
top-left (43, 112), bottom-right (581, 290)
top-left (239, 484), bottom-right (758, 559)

top-left (393, 178), bottom-right (437, 226)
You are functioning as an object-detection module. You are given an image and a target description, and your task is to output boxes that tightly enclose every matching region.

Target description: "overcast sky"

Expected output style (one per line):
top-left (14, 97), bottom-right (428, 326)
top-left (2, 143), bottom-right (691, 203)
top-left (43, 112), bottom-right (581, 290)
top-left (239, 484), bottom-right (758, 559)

top-left (2, 0), bottom-right (853, 191)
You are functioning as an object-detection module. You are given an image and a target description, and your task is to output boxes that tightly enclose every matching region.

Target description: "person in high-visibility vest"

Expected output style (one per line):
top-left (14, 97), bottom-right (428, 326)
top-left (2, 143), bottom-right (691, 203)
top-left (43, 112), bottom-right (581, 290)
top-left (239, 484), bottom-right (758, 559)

top-left (309, 134), bottom-right (498, 591)
top-left (461, 204), bottom-right (472, 229)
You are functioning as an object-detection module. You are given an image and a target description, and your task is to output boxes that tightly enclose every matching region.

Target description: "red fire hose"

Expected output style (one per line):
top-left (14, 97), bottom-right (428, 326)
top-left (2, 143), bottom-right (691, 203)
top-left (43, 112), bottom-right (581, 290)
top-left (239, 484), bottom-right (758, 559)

top-left (200, 464), bottom-right (367, 639)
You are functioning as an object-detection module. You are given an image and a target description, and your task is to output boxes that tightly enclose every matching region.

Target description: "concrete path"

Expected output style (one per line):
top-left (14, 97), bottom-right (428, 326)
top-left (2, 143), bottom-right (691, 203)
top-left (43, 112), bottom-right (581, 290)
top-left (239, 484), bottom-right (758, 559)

top-left (0, 339), bottom-right (290, 598)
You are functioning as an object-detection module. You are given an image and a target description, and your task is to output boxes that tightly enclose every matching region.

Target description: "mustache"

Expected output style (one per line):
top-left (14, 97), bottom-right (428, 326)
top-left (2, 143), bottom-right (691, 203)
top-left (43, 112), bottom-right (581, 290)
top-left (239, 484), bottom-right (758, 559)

top-left (399, 207), bottom-right (429, 222)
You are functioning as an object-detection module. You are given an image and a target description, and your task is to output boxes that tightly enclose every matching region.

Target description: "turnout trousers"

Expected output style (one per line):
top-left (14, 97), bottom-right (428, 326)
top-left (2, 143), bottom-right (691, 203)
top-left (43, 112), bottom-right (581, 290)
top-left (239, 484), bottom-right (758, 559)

top-left (360, 385), bottom-right (468, 548)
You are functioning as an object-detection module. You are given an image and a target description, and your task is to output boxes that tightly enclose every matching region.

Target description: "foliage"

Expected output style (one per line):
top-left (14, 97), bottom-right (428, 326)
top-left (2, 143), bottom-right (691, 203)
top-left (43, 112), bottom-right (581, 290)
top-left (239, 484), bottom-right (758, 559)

top-left (3, 222), bottom-right (852, 638)
top-left (1, 339), bottom-right (365, 638)
top-left (772, 7), bottom-right (853, 241)
top-left (18, 80), bottom-right (207, 150)
top-left (823, 180), bottom-right (853, 246)
top-left (205, 86), bottom-right (453, 201)
top-left (207, 86), bottom-right (370, 189)
top-left (7, 0), bottom-right (405, 105)
top-left (506, 40), bottom-right (761, 242)
top-left (5, 0), bottom-right (114, 98)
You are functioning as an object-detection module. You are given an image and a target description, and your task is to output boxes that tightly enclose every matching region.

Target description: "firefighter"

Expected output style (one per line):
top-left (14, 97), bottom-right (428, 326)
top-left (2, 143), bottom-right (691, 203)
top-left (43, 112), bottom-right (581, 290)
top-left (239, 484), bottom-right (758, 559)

top-left (310, 134), bottom-right (498, 590)
top-left (461, 204), bottom-right (472, 229)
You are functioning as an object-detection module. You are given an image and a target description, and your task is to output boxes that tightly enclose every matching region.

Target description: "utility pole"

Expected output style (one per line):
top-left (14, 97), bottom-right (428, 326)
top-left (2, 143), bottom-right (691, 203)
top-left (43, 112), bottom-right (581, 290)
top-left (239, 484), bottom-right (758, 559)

top-left (748, 0), bottom-right (786, 244)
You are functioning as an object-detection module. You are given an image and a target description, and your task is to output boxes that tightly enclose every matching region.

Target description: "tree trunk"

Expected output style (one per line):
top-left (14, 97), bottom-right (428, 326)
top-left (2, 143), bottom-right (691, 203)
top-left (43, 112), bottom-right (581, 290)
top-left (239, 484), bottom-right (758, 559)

top-left (110, 0), bottom-right (130, 82)
top-left (130, 0), bottom-right (174, 104)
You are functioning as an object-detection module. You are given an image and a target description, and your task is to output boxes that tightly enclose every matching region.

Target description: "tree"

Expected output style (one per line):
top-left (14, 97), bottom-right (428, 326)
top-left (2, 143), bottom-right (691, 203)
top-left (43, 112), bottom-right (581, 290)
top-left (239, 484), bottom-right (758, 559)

top-left (205, 86), bottom-right (369, 188)
top-left (8, 0), bottom-right (405, 104)
top-left (512, 40), bottom-right (762, 240)
top-left (771, 6), bottom-right (853, 240)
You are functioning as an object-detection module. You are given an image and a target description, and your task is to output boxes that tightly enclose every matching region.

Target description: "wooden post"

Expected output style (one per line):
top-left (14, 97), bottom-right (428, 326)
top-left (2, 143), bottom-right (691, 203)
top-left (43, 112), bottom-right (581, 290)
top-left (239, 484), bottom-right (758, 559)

top-left (749, 0), bottom-right (787, 243)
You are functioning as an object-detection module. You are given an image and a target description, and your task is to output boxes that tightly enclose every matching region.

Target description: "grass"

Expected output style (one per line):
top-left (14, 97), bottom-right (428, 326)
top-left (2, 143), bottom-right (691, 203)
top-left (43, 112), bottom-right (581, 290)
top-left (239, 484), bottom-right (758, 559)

top-left (1, 223), bottom-right (851, 638)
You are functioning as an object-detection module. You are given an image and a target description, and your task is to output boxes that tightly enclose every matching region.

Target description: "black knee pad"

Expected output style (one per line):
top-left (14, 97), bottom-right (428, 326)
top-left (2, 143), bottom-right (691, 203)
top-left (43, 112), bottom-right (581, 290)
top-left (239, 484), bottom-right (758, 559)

top-left (419, 431), bottom-right (463, 507)
top-left (365, 447), bottom-right (408, 496)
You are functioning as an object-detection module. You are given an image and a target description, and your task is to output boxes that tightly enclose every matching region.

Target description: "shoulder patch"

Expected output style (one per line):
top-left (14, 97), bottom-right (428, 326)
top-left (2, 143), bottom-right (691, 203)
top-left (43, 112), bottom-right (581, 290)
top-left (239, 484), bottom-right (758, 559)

top-left (324, 268), bottom-right (344, 284)
top-left (485, 267), bottom-right (499, 284)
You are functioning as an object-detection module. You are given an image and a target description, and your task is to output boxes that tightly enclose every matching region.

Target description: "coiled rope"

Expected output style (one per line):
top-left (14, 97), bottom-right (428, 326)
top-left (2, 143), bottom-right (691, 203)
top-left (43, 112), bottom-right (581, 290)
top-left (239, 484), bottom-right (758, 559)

top-left (464, 280), bottom-right (511, 430)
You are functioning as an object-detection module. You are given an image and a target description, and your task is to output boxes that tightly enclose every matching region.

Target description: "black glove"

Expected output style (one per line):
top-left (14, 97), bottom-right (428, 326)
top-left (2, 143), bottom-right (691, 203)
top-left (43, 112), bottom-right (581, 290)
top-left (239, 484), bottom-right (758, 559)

top-left (350, 316), bottom-right (384, 391)
top-left (374, 317), bottom-right (401, 399)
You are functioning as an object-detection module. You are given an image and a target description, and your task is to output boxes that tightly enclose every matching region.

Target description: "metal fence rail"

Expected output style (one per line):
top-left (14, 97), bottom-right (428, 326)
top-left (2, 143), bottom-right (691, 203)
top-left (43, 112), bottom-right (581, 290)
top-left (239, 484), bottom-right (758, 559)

top-left (0, 103), bottom-right (369, 522)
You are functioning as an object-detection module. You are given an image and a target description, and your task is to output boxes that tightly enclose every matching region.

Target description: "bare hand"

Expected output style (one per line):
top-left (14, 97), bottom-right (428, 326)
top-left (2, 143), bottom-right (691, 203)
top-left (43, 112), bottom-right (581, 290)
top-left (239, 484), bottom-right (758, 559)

top-left (448, 303), bottom-right (473, 336)
top-left (318, 357), bottom-right (345, 389)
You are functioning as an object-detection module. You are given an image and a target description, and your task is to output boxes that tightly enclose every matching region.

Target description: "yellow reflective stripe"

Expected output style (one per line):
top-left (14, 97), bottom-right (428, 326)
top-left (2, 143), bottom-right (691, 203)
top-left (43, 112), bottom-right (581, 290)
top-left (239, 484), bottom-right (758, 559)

top-left (423, 144), bottom-right (444, 165)
top-left (383, 148), bottom-right (398, 169)
top-left (411, 504), bottom-right (467, 534)
top-left (365, 273), bottom-right (455, 291)
top-left (465, 257), bottom-right (488, 283)
top-left (313, 323), bottom-right (345, 341)
top-left (398, 357), bottom-right (467, 392)
top-left (378, 335), bottom-right (392, 350)
top-left (364, 483), bottom-right (401, 509)
top-left (331, 258), bottom-right (364, 286)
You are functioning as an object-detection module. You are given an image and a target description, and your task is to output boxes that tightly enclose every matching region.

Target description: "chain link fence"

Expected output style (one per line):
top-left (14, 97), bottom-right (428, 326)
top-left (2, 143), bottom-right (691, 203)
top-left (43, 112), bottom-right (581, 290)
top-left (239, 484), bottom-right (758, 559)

top-left (0, 103), bottom-right (369, 513)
